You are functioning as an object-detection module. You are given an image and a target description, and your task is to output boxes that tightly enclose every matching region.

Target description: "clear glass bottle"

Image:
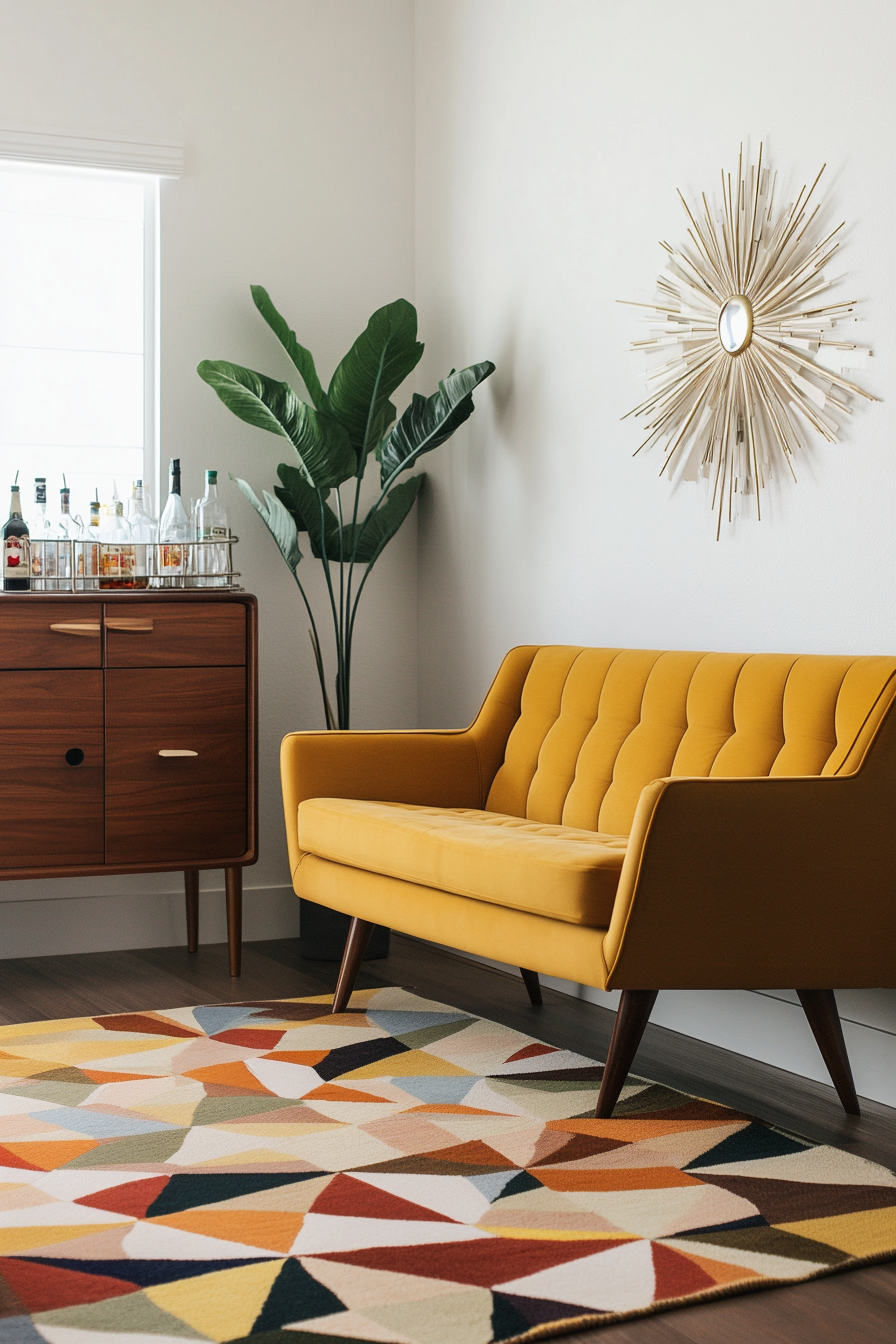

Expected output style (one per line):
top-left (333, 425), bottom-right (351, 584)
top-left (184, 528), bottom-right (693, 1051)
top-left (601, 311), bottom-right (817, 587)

top-left (3, 481), bottom-right (30, 591)
top-left (52, 481), bottom-right (79, 592)
top-left (127, 480), bottom-right (156, 588)
top-left (157, 458), bottom-right (189, 588)
top-left (98, 499), bottom-right (137, 589)
top-left (28, 478), bottom-right (50, 588)
top-left (196, 469), bottom-right (230, 587)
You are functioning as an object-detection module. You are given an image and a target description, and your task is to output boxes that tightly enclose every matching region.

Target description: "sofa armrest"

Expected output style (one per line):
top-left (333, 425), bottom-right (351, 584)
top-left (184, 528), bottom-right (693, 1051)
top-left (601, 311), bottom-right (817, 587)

top-left (279, 645), bottom-right (539, 882)
top-left (280, 729), bottom-right (483, 880)
top-left (604, 769), bottom-right (896, 990)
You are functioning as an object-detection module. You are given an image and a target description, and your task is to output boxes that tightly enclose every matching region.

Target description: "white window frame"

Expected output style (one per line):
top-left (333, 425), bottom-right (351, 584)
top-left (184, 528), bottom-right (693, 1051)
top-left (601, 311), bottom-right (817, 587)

top-left (0, 124), bottom-right (182, 515)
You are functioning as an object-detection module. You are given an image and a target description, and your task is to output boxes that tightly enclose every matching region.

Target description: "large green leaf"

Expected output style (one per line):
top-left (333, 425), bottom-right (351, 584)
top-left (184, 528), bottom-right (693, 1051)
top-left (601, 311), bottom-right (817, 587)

top-left (275, 463), bottom-right (341, 561)
top-left (344, 474), bottom-right (424, 565)
top-left (327, 299), bottom-right (424, 464)
top-left (198, 360), bottom-right (355, 488)
top-left (231, 475), bottom-right (302, 572)
top-left (377, 361), bottom-right (495, 487)
top-left (251, 286), bottom-right (327, 411)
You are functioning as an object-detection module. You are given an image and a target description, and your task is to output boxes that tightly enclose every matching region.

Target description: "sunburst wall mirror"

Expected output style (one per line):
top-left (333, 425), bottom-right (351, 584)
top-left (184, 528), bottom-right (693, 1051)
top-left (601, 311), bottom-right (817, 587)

top-left (621, 146), bottom-right (877, 536)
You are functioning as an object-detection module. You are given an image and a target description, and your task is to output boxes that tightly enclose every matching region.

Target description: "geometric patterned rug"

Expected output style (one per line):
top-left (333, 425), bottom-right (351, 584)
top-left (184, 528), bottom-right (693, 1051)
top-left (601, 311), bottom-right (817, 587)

top-left (0, 987), bottom-right (895, 1344)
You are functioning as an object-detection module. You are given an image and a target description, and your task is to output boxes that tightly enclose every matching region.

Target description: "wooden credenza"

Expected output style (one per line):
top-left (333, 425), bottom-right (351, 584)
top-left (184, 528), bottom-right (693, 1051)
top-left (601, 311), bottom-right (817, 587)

top-left (0, 590), bottom-right (257, 974)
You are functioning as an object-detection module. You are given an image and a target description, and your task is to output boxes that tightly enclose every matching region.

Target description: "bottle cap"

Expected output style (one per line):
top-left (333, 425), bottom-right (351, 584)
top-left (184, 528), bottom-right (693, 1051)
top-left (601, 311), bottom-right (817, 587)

top-left (206, 470), bottom-right (217, 483)
top-left (170, 458), bottom-right (180, 473)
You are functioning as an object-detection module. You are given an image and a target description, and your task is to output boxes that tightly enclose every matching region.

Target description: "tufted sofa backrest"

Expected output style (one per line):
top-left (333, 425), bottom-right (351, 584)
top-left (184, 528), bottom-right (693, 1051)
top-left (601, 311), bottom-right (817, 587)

top-left (485, 647), bottom-right (896, 835)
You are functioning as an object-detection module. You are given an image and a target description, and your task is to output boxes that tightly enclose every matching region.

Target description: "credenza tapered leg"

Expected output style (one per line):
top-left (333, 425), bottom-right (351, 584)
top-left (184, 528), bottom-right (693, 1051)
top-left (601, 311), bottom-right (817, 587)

top-left (184, 871), bottom-right (199, 953)
top-left (225, 867), bottom-right (242, 977)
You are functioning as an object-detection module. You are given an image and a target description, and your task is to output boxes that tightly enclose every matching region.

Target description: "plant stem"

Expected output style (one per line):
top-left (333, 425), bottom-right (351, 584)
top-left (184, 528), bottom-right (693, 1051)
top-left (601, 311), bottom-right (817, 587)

top-left (316, 490), bottom-right (344, 728)
top-left (291, 570), bottom-right (335, 729)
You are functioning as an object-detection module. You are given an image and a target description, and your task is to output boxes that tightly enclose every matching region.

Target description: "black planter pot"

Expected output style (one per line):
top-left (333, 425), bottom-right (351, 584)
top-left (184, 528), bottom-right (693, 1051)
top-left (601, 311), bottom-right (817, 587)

top-left (298, 898), bottom-right (390, 961)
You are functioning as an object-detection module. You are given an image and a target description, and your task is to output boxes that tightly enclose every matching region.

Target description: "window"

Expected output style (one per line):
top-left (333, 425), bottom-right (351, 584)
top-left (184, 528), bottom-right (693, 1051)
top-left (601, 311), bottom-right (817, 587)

top-left (0, 160), bottom-right (157, 524)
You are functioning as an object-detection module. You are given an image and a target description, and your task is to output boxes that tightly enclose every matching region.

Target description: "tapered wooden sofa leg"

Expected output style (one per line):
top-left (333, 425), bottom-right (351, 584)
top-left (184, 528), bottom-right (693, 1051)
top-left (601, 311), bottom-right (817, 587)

top-left (595, 989), bottom-right (659, 1118)
top-left (797, 990), bottom-right (861, 1115)
top-left (333, 918), bottom-right (375, 1013)
top-left (520, 968), bottom-right (543, 1006)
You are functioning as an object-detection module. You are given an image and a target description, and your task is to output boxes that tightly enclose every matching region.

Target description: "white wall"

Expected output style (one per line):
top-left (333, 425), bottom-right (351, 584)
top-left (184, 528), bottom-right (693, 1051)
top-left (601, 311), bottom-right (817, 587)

top-left (0, 0), bottom-right (418, 954)
top-left (414, 0), bottom-right (896, 1104)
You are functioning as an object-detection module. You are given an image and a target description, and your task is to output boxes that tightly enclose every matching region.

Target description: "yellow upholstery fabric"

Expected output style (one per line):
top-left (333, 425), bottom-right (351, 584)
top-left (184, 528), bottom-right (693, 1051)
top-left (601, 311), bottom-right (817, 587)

top-left (280, 643), bottom-right (896, 993)
top-left (298, 799), bottom-right (626, 926)
top-left (485, 647), bottom-right (896, 835)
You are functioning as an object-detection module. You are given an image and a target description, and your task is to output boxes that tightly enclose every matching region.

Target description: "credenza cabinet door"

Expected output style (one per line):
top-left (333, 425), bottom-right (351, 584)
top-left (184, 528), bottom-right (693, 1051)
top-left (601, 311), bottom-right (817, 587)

top-left (0, 669), bottom-right (104, 867)
top-left (104, 666), bottom-right (248, 865)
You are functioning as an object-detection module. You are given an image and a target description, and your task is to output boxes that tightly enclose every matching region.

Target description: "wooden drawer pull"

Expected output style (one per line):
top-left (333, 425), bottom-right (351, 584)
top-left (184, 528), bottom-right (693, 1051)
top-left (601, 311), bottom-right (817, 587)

top-left (50, 622), bottom-right (101, 637)
top-left (106, 617), bottom-right (154, 632)
top-left (158, 749), bottom-right (199, 758)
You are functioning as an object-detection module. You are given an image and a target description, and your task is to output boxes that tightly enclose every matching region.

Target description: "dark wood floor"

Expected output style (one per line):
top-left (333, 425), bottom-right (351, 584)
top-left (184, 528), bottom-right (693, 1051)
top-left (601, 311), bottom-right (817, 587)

top-left (1, 932), bottom-right (894, 1343)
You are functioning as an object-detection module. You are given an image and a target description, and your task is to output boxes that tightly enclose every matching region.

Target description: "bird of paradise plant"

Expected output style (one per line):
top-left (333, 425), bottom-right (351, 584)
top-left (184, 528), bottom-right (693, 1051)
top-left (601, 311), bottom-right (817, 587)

top-left (198, 289), bottom-right (494, 728)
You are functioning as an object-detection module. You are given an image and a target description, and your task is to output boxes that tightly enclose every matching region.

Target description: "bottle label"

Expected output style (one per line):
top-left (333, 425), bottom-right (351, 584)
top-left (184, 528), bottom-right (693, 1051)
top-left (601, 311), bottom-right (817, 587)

top-left (161, 543), bottom-right (183, 571)
top-left (3, 535), bottom-right (30, 578)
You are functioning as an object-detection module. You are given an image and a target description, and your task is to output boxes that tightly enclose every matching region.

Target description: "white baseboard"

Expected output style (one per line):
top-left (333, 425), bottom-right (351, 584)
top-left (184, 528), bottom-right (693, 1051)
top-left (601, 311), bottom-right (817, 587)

top-left (437, 947), bottom-right (896, 1111)
top-left (0, 883), bottom-right (301, 959)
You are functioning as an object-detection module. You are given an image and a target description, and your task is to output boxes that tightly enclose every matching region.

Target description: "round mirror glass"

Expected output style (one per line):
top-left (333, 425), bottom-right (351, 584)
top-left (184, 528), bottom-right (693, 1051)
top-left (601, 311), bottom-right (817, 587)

top-left (718, 295), bottom-right (754, 355)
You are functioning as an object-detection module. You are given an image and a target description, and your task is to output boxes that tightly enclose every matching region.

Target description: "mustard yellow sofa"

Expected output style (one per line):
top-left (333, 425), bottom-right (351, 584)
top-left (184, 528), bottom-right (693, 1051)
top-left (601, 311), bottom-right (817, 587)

top-left (281, 646), bottom-right (896, 1117)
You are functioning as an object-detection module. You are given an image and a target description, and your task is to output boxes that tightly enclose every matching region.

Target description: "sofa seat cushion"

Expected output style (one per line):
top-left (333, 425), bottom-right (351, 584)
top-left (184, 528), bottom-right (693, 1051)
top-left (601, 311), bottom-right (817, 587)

top-left (297, 799), bottom-right (627, 926)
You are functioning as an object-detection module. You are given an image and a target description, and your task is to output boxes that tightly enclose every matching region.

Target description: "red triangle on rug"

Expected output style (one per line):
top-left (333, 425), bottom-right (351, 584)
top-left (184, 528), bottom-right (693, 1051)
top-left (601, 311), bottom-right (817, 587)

top-left (310, 1172), bottom-right (456, 1223)
top-left (427, 1139), bottom-right (517, 1168)
top-left (320, 1234), bottom-right (633, 1287)
top-left (0, 1145), bottom-right (42, 1170)
top-left (505, 1044), bottom-right (558, 1063)
top-left (77, 1174), bottom-right (170, 1218)
top-left (651, 1241), bottom-right (718, 1299)
top-left (211, 1028), bottom-right (286, 1049)
top-left (0, 1258), bottom-right (139, 1313)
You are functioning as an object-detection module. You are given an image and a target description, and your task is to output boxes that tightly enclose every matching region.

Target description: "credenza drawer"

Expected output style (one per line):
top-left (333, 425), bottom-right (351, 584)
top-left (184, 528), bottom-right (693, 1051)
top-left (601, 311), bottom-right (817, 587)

top-left (104, 666), bottom-right (248, 865)
top-left (0, 603), bottom-right (102, 669)
top-left (104, 602), bottom-right (246, 668)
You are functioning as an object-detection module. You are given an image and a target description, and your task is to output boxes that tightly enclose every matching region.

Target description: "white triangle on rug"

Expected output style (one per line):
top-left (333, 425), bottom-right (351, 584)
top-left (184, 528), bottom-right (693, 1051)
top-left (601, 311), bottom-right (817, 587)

top-left (689, 1144), bottom-right (896, 1187)
top-left (349, 1172), bottom-right (492, 1224)
top-left (557, 1185), bottom-right (735, 1240)
top-left (496, 1237), bottom-right (656, 1313)
top-left (245, 1058), bottom-right (323, 1097)
top-left (454, 1080), bottom-right (536, 1118)
top-left (36, 1329), bottom-right (205, 1344)
top-left (34, 1170), bottom-right (164, 1201)
top-left (368, 1286), bottom-right (495, 1344)
top-left (290, 1212), bottom-right (491, 1256)
top-left (287, 1309), bottom-right (414, 1343)
top-left (0, 1092), bottom-right (58, 1114)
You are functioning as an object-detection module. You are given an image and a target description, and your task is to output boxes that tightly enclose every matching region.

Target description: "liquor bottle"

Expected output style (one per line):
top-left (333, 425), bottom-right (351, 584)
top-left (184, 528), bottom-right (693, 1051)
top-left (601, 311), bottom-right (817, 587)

top-left (196, 469), bottom-right (230, 587)
top-left (28, 477), bottom-right (50, 587)
top-left (51, 480), bottom-right (79, 592)
top-left (126, 480), bottom-right (156, 588)
top-left (3, 481), bottom-right (31, 591)
top-left (158, 458), bottom-right (189, 587)
top-left (77, 492), bottom-right (102, 587)
top-left (98, 498), bottom-right (136, 589)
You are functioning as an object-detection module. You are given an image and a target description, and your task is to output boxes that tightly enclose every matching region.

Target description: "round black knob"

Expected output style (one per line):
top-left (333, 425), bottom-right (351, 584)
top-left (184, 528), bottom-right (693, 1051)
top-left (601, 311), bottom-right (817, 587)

top-left (65, 748), bottom-right (85, 766)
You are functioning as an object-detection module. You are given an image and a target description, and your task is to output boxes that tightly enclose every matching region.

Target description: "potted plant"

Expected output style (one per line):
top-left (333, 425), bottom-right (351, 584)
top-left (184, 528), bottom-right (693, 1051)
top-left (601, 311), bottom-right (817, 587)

top-left (198, 289), bottom-right (494, 957)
